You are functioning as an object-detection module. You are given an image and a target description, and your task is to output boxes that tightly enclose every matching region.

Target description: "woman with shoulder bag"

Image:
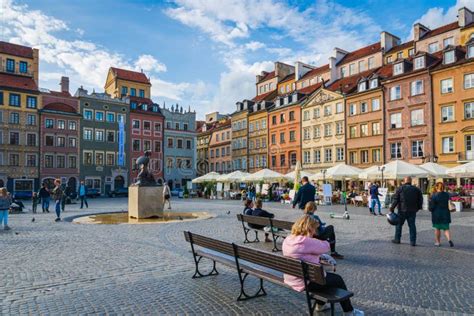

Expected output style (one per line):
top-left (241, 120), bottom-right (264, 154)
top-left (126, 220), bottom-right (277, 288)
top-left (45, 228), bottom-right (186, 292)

top-left (163, 181), bottom-right (171, 210)
top-left (429, 182), bottom-right (453, 247)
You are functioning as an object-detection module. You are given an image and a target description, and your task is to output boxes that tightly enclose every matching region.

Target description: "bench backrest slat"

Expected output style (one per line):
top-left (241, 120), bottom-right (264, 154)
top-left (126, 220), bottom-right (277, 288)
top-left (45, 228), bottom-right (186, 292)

top-left (184, 231), bottom-right (234, 256)
top-left (237, 214), bottom-right (272, 226)
top-left (270, 218), bottom-right (293, 231)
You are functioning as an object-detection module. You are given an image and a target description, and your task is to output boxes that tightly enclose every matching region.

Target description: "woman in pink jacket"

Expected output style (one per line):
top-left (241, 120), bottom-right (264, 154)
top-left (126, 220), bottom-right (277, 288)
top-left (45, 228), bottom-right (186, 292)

top-left (283, 215), bottom-right (362, 315)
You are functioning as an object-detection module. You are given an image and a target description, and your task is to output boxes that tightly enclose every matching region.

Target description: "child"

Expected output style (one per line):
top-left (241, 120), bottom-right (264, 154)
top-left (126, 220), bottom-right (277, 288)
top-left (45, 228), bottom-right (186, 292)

top-left (32, 192), bottom-right (39, 214)
top-left (0, 187), bottom-right (12, 230)
top-left (303, 202), bottom-right (344, 259)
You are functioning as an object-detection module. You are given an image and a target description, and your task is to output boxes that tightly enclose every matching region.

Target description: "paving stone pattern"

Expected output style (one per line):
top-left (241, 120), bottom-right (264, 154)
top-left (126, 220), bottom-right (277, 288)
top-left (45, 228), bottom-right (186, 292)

top-left (1, 198), bottom-right (473, 315)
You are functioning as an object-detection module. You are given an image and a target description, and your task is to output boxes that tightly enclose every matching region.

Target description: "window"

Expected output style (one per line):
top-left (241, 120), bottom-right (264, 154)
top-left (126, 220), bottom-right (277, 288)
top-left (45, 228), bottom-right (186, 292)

top-left (390, 143), bottom-right (402, 159)
top-left (9, 153), bottom-right (19, 166)
top-left (57, 136), bottom-right (65, 147)
top-left (69, 137), bottom-right (77, 148)
top-left (412, 140), bottom-right (424, 158)
top-left (130, 88), bottom-right (136, 96)
top-left (349, 63), bottom-right (356, 75)
top-left (271, 134), bottom-right (276, 144)
top-left (132, 120), bottom-right (140, 129)
top-left (9, 132), bottom-right (19, 145)
top-left (358, 81), bottom-right (366, 92)
top-left (441, 105), bottom-right (454, 122)
top-left (84, 152), bottom-right (93, 165)
top-left (408, 48), bottom-right (415, 57)
top-left (390, 113), bottom-right (402, 129)
top-left (372, 122), bottom-right (381, 135)
top-left (397, 52), bottom-right (403, 59)
top-left (372, 149), bottom-right (381, 162)
top-left (271, 116), bottom-right (277, 125)
top-left (465, 102), bottom-right (474, 119)
top-left (303, 110), bottom-right (309, 121)
top-left (313, 108), bottom-right (320, 118)
top-left (441, 78), bottom-right (453, 93)
top-left (303, 128), bottom-right (310, 140)
top-left (68, 155), bottom-right (77, 169)
top-left (466, 135), bottom-right (473, 152)
top-left (387, 56), bottom-right (393, 63)
top-left (106, 153), bottom-right (115, 166)
top-left (393, 62), bottom-right (403, 75)
top-left (340, 67), bottom-right (346, 78)
top-left (390, 86), bottom-right (401, 100)
top-left (143, 121), bottom-right (151, 131)
top-left (349, 126), bottom-right (356, 138)
top-left (371, 98), bottom-right (380, 111)
top-left (27, 114), bottom-right (36, 126)
top-left (411, 109), bottom-right (424, 126)
top-left (143, 140), bottom-right (151, 151)
top-left (324, 148), bottom-right (332, 162)
top-left (464, 73), bottom-right (474, 89)
top-left (314, 150), bottom-right (321, 163)
top-left (442, 137), bottom-right (454, 153)
top-left (358, 60), bottom-right (365, 72)
top-left (289, 131), bottom-right (296, 142)
top-left (360, 102), bottom-right (368, 113)
top-left (132, 139), bottom-right (141, 151)
top-left (411, 80), bottom-right (423, 96)
top-left (121, 86), bottom-right (128, 96)
top-left (336, 121), bottom-right (344, 135)
top-left (176, 139), bottom-right (182, 149)
top-left (0, 91), bottom-right (3, 105)
top-left (95, 152), bottom-right (104, 165)
top-left (107, 131), bottom-right (115, 142)
top-left (45, 135), bottom-right (54, 146)
top-left (45, 155), bottom-right (54, 168)
top-left (175, 122), bottom-right (180, 130)
top-left (95, 111), bottom-right (104, 121)
top-left (26, 133), bottom-right (36, 146)
top-left (336, 102), bottom-right (343, 113)
top-left (280, 132), bottom-right (285, 143)
top-left (336, 148), bottom-right (344, 161)
top-left (468, 45), bottom-right (474, 58)
top-left (106, 113), bottom-right (115, 122)
top-left (444, 50), bottom-right (455, 64)
top-left (280, 113), bottom-right (285, 123)
top-left (349, 152), bottom-right (357, 164)
top-left (83, 128), bottom-right (93, 141)
top-left (6, 58), bottom-right (15, 72)
top-left (443, 37), bottom-right (454, 48)
top-left (368, 57), bottom-right (375, 69)
top-left (10, 112), bottom-right (19, 124)
top-left (154, 122), bottom-right (162, 131)
top-left (57, 120), bottom-right (65, 130)
top-left (414, 56), bottom-right (425, 70)
top-left (26, 96), bottom-right (37, 108)
top-left (428, 42), bottom-right (438, 53)
top-left (349, 103), bottom-right (356, 116)
top-left (370, 79), bottom-right (378, 89)
top-left (83, 109), bottom-right (93, 120)
top-left (313, 126), bottom-right (320, 138)
top-left (290, 152), bottom-right (297, 166)
top-left (324, 124), bottom-right (332, 137)
top-left (289, 111), bottom-right (295, 121)
top-left (360, 124), bottom-right (368, 136)
top-left (45, 119), bottom-right (54, 128)
top-left (361, 150), bottom-right (369, 164)
top-left (154, 141), bottom-right (161, 152)
top-left (131, 102), bottom-right (137, 110)
top-left (9, 94), bottom-right (20, 106)
top-left (186, 140), bottom-right (192, 149)
top-left (324, 105), bottom-right (331, 116)
top-left (56, 156), bottom-right (65, 168)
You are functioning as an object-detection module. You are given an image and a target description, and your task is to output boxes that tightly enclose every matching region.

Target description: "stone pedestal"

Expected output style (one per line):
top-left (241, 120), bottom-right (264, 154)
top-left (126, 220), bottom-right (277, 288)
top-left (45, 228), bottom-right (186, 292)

top-left (128, 186), bottom-right (164, 219)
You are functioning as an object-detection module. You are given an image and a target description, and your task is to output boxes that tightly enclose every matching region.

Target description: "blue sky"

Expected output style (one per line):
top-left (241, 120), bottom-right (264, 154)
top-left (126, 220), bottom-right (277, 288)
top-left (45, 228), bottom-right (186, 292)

top-left (0, 0), bottom-right (469, 119)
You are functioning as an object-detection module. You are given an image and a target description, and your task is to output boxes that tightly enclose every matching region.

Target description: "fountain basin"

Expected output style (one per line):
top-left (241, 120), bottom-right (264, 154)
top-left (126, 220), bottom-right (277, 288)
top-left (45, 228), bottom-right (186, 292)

top-left (73, 211), bottom-right (214, 224)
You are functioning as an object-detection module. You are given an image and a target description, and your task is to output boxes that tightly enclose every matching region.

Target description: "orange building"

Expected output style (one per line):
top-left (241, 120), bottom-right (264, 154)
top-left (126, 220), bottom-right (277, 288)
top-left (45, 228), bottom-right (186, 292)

top-left (208, 119), bottom-right (232, 174)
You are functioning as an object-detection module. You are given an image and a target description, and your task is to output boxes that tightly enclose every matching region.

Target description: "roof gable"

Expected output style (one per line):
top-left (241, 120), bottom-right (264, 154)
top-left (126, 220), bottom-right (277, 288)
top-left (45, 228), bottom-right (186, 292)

top-left (337, 42), bottom-right (381, 66)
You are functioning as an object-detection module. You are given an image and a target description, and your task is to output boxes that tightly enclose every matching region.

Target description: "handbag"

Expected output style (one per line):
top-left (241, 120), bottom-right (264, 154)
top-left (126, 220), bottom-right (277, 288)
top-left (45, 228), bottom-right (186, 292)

top-left (164, 194), bottom-right (170, 200)
top-left (448, 201), bottom-right (456, 212)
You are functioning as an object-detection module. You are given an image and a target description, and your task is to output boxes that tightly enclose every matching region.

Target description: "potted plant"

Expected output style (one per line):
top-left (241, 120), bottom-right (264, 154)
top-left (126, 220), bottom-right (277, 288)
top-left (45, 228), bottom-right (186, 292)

top-left (450, 196), bottom-right (465, 212)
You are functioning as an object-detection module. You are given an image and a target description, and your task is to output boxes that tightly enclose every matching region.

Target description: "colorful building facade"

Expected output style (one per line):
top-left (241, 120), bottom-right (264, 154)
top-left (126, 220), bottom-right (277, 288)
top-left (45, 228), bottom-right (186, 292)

top-left (208, 119), bottom-right (232, 174)
top-left (231, 102), bottom-right (249, 172)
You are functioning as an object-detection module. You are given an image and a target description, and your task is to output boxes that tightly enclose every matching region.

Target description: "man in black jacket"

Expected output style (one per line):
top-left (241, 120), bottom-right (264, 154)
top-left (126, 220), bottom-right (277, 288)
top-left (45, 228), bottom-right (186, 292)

top-left (389, 176), bottom-right (423, 246)
top-left (292, 176), bottom-right (316, 210)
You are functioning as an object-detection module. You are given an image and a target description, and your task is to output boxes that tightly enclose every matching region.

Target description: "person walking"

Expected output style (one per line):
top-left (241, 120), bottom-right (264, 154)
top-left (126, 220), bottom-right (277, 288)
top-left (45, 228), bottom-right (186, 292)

top-left (389, 176), bottom-right (423, 246)
top-left (52, 179), bottom-right (64, 222)
top-left (0, 187), bottom-right (12, 230)
top-left (38, 183), bottom-right (50, 213)
top-left (369, 182), bottom-right (383, 215)
top-left (31, 192), bottom-right (40, 214)
top-left (163, 182), bottom-right (171, 210)
top-left (429, 182), bottom-right (454, 247)
top-left (79, 181), bottom-right (88, 209)
top-left (292, 176), bottom-right (315, 210)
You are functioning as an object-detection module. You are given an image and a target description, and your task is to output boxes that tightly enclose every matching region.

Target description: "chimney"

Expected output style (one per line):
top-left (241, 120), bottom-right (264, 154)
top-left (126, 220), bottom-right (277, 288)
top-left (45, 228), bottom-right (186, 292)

top-left (60, 76), bottom-right (69, 93)
top-left (275, 61), bottom-right (295, 80)
top-left (380, 31), bottom-right (401, 52)
top-left (295, 62), bottom-right (315, 80)
top-left (256, 71), bottom-right (268, 83)
top-left (458, 7), bottom-right (474, 28)
top-left (413, 23), bottom-right (430, 41)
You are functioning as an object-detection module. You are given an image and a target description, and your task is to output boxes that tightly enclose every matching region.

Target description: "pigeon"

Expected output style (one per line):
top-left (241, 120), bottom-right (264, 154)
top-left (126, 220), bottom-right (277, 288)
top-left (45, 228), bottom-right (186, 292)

top-left (15, 232), bottom-right (19, 235)
top-left (178, 216), bottom-right (183, 220)
top-left (31, 217), bottom-right (35, 222)
top-left (226, 211), bottom-right (230, 215)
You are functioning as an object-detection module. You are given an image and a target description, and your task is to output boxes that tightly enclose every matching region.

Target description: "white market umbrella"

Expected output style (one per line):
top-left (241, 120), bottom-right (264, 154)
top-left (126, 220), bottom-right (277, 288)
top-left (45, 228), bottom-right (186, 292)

top-left (244, 169), bottom-right (285, 182)
top-left (217, 171), bottom-right (250, 183)
top-left (285, 170), bottom-right (313, 181)
top-left (446, 161), bottom-right (474, 178)
top-left (310, 163), bottom-right (362, 181)
top-left (192, 172), bottom-right (220, 183)
top-left (359, 165), bottom-right (384, 180)
top-left (419, 162), bottom-right (451, 178)
top-left (378, 160), bottom-right (427, 180)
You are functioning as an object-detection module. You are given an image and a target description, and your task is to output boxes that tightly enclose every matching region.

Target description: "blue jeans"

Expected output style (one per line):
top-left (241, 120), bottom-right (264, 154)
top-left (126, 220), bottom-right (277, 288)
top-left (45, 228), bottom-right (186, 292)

top-left (371, 198), bottom-right (381, 214)
top-left (42, 197), bottom-right (50, 212)
top-left (395, 211), bottom-right (417, 244)
top-left (55, 200), bottom-right (61, 218)
top-left (0, 209), bottom-right (9, 226)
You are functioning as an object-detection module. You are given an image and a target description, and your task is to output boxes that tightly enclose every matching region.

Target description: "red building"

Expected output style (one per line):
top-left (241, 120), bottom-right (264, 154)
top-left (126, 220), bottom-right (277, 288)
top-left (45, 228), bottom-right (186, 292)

top-left (39, 77), bottom-right (81, 190)
top-left (129, 96), bottom-right (164, 184)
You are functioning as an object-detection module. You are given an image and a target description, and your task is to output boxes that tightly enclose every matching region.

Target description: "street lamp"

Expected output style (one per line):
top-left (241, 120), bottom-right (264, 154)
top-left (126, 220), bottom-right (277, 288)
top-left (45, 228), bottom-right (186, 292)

top-left (322, 169), bottom-right (327, 184)
top-left (378, 166), bottom-right (385, 188)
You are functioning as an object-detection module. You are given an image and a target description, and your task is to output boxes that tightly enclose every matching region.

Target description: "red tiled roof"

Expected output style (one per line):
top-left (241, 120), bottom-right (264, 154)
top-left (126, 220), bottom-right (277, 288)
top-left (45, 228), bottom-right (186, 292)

top-left (252, 89), bottom-right (277, 102)
top-left (421, 22), bottom-right (459, 40)
top-left (375, 64), bottom-right (393, 78)
top-left (328, 68), bottom-right (378, 94)
top-left (279, 73), bottom-right (294, 83)
top-left (0, 41), bottom-right (34, 59)
top-left (0, 73), bottom-right (38, 91)
top-left (43, 102), bottom-right (77, 114)
top-left (385, 41), bottom-right (414, 54)
top-left (47, 90), bottom-right (72, 97)
top-left (196, 121), bottom-right (205, 131)
top-left (338, 42), bottom-right (381, 66)
top-left (258, 71), bottom-right (275, 83)
top-left (110, 67), bottom-right (150, 84)
top-left (299, 64), bottom-right (330, 81)
top-left (298, 82), bottom-right (323, 95)
top-left (130, 95), bottom-right (153, 104)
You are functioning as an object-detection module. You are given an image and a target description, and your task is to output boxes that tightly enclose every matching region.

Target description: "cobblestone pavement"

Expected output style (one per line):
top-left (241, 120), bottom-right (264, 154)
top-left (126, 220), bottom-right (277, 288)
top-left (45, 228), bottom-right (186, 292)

top-left (1, 197), bottom-right (473, 315)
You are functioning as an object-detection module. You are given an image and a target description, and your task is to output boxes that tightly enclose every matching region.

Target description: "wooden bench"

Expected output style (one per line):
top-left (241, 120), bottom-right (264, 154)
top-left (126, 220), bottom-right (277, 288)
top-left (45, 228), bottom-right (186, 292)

top-left (184, 231), bottom-right (353, 316)
top-left (236, 214), bottom-right (293, 252)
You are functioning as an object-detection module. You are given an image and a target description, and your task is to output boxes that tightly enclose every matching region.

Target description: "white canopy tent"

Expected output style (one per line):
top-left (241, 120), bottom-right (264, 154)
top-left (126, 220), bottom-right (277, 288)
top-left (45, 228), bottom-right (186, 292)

top-left (446, 161), bottom-right (474, 178)
top-left (244, 169), bottom-right (286, 183)
top-left (216, 171), bottom-right (250, 183)
top-left (284, 170), bottom-right (313, 181)
top-left (310, 164), bottom-right (363, 181)
top-left (359, 166), bottom-right (382, 180)
top-left (419, 162), bottom-right (451, 178)
top-left (360, 160), bottom-right (428, 180)
top-left (191, 172), bottom-right (221, 184)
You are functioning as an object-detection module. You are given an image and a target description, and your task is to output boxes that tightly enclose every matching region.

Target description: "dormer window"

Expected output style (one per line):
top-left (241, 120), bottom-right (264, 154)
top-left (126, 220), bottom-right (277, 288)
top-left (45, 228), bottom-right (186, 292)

top-left (468, 45), bottom-right (474, 59)
top-left (284, 97), bottom-right (289, 105)
top-left (142, 104), bottom-right (148, 111)
top-left (358, 81), bottom-right (366, 92)
top-left (414, 56), bottom-right (425, 70)
top-left (393, 62), bottom-right (404, 75)
top-left (370, 78), bottom-right (378, 89)
top-left (152, 105), bottom-right (158, 112)
top-left (444, 50), bottom-right (455, 64)
top-left (288, 95), bottom-right (293, 103)
top-left (131, 102), bottom-right (137, 110)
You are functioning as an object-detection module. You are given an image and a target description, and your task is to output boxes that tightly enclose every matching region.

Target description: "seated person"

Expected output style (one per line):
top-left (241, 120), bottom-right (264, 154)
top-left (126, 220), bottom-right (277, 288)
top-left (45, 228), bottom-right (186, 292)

top-left (282, 215), bottom-right (362, 315)
top-left (348, 190), bottom-right (358, 205)
top-left (248, 198), bottom-right (274, 242)
top-left (303, 202), bottom-right (344, 259)
top-left (243, 199), bottom-right (253, 214)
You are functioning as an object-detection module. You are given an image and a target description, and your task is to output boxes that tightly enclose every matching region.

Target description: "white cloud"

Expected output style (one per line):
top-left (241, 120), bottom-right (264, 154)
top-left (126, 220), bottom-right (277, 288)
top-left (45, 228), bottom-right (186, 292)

top-left (135, 55), bottom-right (167, 73)
top-left (244, 41), bottom-right (265, 51)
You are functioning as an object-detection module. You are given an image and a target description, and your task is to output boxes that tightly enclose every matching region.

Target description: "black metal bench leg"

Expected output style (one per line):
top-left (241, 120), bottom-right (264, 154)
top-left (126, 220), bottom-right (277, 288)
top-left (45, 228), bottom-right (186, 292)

top-left (192, 256), bottom-right (219, 279)
top-left (254, 230), bottom-right (260, 242)
top-left (237, 273), bottom-right (267, 301)
top-left (271, 234), bottom-right (280, 252)
top-left (243, 226), bottom-right (252, 243)
top-left (330, 302), bottom-right (335, 316)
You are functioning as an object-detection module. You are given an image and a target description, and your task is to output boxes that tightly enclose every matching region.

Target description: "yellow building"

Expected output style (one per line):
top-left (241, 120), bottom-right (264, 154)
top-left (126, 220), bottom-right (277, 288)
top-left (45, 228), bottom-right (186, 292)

top-left (104, 67), bottom-right (151, 99)
top-left (384, 41), bottom-right (415, 64)
top-left (0, 41), bottom-right (41, 193)
top-left (231, 101), bottom-right (249, 171)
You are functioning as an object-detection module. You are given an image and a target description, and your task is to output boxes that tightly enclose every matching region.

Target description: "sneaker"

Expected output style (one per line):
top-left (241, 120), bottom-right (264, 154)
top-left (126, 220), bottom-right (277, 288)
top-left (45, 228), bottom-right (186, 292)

top-left (410, 242), bottom-right (416, 247)
top-left (449, 240), bottom-right (454, 247)
top-left (434, 242), bottom-right (440, 247)
top-left (4, 225), bottom-right (11, 231)
top-left (315, 304), bottom-right (330, 312)
top-left (391, 239), bottom-right (400, 244)
top-left (345, 309), bottom-right (365, 316)
top-left (331, 252), bottom-right (345, 259)
top-left (54, 218), bottom-right (61, 222)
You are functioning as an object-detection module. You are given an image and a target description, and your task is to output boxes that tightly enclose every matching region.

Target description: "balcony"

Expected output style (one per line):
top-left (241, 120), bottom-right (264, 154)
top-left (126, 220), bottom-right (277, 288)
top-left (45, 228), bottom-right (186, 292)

top-left (458, 151), bottom-right (474, 162)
